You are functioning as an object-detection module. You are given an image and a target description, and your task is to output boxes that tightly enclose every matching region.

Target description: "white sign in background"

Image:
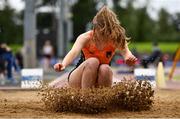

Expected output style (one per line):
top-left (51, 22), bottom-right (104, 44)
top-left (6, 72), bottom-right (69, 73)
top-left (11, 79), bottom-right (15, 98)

top-left (134, 68), bottom-right (156, 88)
top-left (21, 68), bottom-right (43, 89)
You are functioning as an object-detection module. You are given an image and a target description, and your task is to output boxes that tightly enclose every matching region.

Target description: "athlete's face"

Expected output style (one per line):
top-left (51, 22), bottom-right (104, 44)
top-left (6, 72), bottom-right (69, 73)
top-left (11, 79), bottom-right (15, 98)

top-left (92, 15), bottom-right (109, 42)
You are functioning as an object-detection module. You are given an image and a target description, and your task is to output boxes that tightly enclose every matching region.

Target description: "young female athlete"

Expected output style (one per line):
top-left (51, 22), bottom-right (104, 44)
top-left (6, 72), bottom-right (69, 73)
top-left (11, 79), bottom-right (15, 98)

top-left (54, 6), bottom-right (137, 89)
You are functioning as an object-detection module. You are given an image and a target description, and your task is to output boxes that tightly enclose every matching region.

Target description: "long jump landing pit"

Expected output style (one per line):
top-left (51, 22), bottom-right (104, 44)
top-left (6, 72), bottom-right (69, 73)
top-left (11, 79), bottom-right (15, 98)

top-left (0, 89), bottom-right (180, 118)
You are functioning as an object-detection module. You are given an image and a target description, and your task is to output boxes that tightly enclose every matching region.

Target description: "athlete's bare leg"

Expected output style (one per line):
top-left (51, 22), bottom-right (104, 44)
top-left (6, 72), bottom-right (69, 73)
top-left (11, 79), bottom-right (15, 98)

top-left (97, 64), bottom-right (113, 87)
top-left (68, 58), bottom-right (100, 89)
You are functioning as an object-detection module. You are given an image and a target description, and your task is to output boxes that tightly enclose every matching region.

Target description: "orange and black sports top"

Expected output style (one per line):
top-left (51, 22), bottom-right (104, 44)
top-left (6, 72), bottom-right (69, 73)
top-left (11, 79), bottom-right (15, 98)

top-left (76, 31), bottom-right (116, 66)
top-left (68, 31), bottom-right (116, 80)
top-left (82, 41), bottom-right (116, 64)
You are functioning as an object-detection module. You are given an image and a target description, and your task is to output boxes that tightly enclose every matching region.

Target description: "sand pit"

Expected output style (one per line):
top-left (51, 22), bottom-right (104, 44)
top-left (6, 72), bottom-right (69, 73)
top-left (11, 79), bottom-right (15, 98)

top-left (0, 88), bottom-right (180, 118)
top-left (41, 80), bottom-right (154, 113)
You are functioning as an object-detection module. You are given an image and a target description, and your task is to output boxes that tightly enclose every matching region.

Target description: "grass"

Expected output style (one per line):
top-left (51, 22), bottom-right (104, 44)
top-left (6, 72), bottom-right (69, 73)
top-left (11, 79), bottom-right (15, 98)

top-left (172, 75), bottom-right (180, 81)
top-left (9, 42), bottom-right (180, 54)
top-left (128, 42), bottom-right (180, 54)
top-left (9, 44), bottom-right (22, 54)
top-left (165, 75), bottom-right (180, 81)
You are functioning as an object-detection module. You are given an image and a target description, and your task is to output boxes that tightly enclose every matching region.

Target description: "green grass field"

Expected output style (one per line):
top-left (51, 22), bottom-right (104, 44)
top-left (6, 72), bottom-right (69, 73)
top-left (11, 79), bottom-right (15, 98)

top-left (9, 42), bottom-right (179, 54)
top-left (129, 42), bottom-right (180, 54)
top-left (9, 44), bottom-right (22, 54)
top-left (172, 75), bottom-right (180, 81)
top-left (165, 75), bottom-right (180, 81)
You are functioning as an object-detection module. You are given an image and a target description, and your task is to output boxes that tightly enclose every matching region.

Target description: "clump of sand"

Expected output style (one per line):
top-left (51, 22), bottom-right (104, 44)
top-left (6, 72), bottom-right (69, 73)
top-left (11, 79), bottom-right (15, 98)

top-left (40, 79), bottom-right (154, 113)
top-left (112, 79), bottom-right (154, 111)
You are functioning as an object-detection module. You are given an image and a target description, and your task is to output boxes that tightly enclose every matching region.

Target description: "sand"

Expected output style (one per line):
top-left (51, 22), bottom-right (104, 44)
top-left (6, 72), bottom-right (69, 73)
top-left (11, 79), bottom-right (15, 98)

top-left (0, 89), bottom-right (180, 118)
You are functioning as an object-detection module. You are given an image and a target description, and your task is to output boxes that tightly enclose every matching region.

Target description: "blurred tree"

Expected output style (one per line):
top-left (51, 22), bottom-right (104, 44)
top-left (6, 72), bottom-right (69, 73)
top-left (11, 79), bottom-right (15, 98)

top-left (71, 0), bottom-right (97, 42)
top-left (113, 0), bottom-right (180, 43)
top-left (0, 1), bottom-right (23, 44)
top-left (155, 8), bottom-right (179, 42)
top-left (174, 13), bottom-right (180, 31)
top-left (136, 7), bottom-right (156, 42)
top-left (169, 13), bottom-right (180, 42)
top-left (120, 0), bottom-right (137, 40)
top-left (113, 0), bottom-right (134, 38)
top-left (113, 0), bottom-right (156, 42)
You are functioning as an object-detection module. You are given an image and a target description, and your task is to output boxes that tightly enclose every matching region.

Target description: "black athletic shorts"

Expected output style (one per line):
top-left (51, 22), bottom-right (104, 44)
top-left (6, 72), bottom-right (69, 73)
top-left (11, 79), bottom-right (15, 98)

top-left (67, 52), bottom-right (85, 81)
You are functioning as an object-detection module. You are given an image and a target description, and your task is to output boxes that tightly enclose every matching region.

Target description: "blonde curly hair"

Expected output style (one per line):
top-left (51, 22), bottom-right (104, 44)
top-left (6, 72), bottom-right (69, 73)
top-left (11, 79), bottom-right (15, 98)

top-left (92, 6), bottom-right (129, 49)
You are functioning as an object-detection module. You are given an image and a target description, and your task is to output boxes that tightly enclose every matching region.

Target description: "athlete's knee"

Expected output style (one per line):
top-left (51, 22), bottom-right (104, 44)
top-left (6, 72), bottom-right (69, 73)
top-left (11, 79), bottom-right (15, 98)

top-left (85, 58), bottom-right (100, 69)
top-left (97, 65), bottom-right (112, 87)
top-left (99, 64), bottom-right (112, 75)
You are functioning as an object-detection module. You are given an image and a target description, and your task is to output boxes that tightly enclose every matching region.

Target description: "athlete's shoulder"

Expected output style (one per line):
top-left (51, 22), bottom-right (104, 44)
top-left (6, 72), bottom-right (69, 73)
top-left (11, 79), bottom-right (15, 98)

top-left (78, 30), bottom-right (93, 40)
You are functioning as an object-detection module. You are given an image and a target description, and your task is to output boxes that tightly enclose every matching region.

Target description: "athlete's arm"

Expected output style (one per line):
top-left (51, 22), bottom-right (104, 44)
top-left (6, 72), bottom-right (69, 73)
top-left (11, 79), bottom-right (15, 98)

top-left (119, 43), bottom-right (137, 66)
top-left (54, 31), bottom-right (91, 72)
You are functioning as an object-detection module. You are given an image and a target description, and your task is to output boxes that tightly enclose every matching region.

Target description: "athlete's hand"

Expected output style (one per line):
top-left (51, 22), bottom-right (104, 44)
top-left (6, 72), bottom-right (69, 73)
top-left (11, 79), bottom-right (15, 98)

top-left (125, 54), bottom-right (137, 66)
top-left (54, 63), bottom-right (65, 72)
